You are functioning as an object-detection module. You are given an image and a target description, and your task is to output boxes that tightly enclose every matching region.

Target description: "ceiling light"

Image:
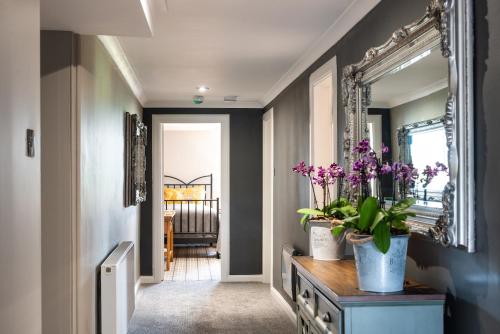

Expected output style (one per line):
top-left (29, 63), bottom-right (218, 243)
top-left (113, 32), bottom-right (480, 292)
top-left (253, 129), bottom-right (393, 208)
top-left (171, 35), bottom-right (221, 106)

top-left (197, 86), bottom-right (209, 93)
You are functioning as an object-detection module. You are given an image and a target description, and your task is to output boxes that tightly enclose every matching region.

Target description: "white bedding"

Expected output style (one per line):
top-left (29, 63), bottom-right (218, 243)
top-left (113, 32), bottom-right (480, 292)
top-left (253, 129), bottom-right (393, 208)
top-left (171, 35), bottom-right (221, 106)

top-left (166, 203), bottom-right (219, 234)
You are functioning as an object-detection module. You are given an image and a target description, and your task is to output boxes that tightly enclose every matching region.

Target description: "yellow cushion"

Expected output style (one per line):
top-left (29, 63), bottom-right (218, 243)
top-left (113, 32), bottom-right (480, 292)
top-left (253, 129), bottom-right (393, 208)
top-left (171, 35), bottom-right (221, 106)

top-left (163, 187), bottom-right (184, 203)
top-left (179, 186), bottom-right (206, 202)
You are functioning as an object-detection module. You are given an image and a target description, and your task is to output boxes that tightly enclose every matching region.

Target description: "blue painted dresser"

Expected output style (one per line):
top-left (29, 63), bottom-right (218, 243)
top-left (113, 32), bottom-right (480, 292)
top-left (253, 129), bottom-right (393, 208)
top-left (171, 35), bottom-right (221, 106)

top-left (292, 256), bottom-right (445, 334)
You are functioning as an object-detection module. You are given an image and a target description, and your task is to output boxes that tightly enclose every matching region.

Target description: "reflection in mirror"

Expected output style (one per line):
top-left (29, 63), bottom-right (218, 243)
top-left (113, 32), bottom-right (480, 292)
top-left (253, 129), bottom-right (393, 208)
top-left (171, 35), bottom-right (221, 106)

top-left (367, 46), bottom-right (448, 212)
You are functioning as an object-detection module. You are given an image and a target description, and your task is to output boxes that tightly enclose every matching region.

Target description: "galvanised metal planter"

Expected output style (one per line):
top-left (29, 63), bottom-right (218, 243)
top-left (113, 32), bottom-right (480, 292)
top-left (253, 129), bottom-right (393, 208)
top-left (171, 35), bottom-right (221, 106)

top-left (350, 234), bottom-right (409, 293)
top-left (309, 220), bottom-right (346, 261)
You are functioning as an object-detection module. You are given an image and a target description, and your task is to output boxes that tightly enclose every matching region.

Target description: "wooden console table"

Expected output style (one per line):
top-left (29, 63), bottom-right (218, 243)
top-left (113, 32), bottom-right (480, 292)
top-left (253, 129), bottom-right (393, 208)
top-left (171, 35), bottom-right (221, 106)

top-left (292, 256), bottom-right (445, 334)
top-left (164, 211), bottom-right (175, 271)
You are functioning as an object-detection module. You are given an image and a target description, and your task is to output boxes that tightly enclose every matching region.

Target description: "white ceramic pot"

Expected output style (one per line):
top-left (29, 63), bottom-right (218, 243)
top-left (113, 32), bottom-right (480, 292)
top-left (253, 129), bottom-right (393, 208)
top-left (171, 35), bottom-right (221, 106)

top-left (308, 220), bottom-right (346, 261)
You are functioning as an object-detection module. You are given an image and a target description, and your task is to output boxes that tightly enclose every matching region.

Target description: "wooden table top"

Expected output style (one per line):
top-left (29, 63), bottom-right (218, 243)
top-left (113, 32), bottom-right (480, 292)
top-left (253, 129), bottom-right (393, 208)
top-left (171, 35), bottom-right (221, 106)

top-left (292, 256), bottom-right (445, 303)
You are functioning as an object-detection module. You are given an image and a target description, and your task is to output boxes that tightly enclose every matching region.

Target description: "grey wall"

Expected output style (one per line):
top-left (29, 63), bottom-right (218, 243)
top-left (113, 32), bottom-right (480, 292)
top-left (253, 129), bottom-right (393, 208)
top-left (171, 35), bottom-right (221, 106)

top-left (140, 108), bottom-right (263, 276)
top-left (41, 32), bottom-right (142, 334)
top-left (0, 1), bottom-right (42, 333)
top-left (266, 0), bottom-right (500, 332)
top-left (77, 35), bottom-right (142, 334)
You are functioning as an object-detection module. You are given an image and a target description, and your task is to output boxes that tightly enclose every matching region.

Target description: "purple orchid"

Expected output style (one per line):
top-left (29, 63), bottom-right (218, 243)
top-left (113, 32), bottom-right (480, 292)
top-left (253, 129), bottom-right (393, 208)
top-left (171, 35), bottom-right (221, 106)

top-left (353, 139), bottom-right (371, 154)
top-left (292, 161), bottom-right (314, 177)
top-left (380, 163), bottom-right (392, 175)
top-left (292, 160), bottom-right (346, 211)
top-left (420, 161), bottom-right (448, 188)
top-left (382, 143), bottom-right (390, 154)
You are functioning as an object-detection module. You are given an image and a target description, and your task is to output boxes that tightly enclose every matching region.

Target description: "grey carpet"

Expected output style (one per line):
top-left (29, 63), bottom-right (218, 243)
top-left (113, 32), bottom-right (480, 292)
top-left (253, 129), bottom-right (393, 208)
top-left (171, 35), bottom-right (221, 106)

top-left (128, 281), bottom-right (296, 334)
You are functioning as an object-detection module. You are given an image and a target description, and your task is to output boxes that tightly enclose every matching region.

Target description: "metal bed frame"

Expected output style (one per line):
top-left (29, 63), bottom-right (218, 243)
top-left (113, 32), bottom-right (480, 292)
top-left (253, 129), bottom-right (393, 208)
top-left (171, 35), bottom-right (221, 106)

top-left (164, 174), bottom-right (220, 247)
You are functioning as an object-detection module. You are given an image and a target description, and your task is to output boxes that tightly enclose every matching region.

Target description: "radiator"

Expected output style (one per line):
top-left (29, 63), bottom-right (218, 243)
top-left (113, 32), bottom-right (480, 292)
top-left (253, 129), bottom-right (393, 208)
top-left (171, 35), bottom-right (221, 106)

top-left (101, 241), bottom-right (135, 334)
top-left (281, 244), bottom-right (299, 301)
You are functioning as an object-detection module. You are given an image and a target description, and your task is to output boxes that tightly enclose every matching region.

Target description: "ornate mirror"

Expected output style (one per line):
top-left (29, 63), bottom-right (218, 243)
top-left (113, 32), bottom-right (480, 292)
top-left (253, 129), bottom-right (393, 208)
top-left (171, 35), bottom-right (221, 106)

top-left (342, 0), bottom-right (474, 251)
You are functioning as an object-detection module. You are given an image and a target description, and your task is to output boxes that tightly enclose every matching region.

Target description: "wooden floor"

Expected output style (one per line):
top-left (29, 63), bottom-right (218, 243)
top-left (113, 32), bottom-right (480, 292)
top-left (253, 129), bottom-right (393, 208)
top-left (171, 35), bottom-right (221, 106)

top-left (164, 246), bottom-right (221, 281)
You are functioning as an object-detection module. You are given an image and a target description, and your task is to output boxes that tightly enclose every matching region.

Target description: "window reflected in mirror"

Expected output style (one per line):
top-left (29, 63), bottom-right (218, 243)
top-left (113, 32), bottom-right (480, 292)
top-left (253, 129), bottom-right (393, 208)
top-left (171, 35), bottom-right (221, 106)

top-left (367, 46), bottom-right (448, 210)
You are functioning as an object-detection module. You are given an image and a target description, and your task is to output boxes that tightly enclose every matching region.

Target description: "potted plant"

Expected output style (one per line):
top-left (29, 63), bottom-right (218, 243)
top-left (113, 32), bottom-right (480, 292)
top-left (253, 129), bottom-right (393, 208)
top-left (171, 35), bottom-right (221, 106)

top-left (292, 161), bottom-right (357, 260)
top-left (332, 139), bottom-right (419, 292)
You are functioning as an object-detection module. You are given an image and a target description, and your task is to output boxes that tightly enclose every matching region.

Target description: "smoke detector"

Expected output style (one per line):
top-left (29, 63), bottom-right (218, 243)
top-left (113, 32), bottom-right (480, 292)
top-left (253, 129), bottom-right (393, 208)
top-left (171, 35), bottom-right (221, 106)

top-left (192, 95), bottom-right (204, 104)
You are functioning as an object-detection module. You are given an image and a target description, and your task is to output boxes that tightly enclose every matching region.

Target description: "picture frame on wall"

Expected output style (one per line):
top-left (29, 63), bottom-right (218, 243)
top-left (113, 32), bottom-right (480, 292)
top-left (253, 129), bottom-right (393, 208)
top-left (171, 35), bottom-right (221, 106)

top-left (124, 112), bottom-right (147, 207)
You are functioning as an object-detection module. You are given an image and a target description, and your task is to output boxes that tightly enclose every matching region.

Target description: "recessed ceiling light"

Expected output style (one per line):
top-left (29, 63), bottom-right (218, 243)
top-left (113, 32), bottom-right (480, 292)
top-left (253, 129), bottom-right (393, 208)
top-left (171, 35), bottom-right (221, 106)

top-left (197, 86), bottom-right (209, 93)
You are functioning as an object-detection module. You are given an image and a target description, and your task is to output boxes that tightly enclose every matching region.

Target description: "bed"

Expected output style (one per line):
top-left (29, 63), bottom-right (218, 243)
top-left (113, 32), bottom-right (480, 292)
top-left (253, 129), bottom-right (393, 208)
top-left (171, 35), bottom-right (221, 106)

top-left (163, 174), bottom-right (220, 250)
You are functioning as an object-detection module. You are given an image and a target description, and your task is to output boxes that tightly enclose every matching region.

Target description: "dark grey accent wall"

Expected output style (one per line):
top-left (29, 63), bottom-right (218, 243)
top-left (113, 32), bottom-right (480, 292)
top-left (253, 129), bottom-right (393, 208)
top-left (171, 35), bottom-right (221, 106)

top-left (140, 108), bottom-right (263, 276)
top-left (266, 0), bottom-right (500, 332)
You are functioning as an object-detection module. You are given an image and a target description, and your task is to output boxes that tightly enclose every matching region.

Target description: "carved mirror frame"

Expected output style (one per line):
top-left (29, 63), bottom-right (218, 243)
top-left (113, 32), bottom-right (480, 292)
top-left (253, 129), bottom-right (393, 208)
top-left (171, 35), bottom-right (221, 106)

top-left (342, 0), bottom-right (475, 251)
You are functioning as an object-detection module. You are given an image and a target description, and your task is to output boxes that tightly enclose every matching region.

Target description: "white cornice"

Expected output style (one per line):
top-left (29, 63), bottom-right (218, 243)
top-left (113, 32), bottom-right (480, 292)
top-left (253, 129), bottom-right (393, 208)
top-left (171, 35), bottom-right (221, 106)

top-left (378, 78), bottom-right (448, 109)
top-left (98, 35), bottom-right (147, 106)
top-left (260, 0), bottom-right (381, 106)
top-left (145, 99), bottom-right (263, 109)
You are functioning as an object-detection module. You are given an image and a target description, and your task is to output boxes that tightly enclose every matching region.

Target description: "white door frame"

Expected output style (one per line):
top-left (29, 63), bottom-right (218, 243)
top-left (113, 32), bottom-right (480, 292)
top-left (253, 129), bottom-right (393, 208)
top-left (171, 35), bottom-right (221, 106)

top-left (309, 56), bottom-right (338, 207)
top-left (262, 109), bottom-right (274, 285)
top-left (152, 114), bottom-right (230, 283)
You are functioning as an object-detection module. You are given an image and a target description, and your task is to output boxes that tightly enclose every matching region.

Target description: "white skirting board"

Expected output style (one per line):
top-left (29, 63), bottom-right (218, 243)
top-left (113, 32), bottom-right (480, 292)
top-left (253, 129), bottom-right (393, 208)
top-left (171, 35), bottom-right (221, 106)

top-left (222, 274), bottom-right (264, 282)
top-left (139, 276), bottom-right (155, 284)
top-left (271, 286), bottom-right (297, 324)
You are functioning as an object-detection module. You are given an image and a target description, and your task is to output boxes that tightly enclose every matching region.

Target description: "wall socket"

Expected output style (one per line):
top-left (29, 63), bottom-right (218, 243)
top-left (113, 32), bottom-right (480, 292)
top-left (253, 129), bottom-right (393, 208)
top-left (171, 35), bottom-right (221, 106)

top-left (26, 129), bottom-right (34, 157)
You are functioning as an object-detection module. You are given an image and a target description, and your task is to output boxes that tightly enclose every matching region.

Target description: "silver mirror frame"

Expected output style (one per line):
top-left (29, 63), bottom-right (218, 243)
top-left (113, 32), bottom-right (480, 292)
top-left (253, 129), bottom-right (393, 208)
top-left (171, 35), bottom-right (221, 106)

top-left (342, 0), bottom-right (475, 251)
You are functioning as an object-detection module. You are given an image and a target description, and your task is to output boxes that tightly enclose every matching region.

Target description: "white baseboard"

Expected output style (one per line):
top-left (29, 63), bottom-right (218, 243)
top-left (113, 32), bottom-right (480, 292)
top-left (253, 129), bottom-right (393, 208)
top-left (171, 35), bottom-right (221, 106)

top-left (271, 286), bottom-right (296, 324)
top-left (135, 277), bottom-right (144, 303)
top-left (222, 274), bottom-right (264, 282)
top-left (140, 275), bottom-right (155, 284)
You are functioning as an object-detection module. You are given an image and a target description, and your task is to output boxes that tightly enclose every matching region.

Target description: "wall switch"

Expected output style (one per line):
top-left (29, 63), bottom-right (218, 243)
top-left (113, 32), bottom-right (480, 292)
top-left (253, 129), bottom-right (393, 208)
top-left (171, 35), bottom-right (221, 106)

top-left (26, 129), bottom-right (34, 157)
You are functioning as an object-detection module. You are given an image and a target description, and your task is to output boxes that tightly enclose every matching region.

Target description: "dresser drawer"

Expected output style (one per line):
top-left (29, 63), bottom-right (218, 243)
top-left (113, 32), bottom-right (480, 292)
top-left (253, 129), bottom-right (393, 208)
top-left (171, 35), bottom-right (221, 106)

top-left (315, 290), bottom-right (342, 334)
top-left (296, 273), bottom-right (315, 318)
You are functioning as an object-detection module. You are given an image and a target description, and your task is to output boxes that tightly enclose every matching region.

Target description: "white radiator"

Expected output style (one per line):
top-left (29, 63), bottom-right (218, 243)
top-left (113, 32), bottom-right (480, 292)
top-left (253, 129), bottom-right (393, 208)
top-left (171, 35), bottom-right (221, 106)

top-left (101, 241), bottom-right (135, 334)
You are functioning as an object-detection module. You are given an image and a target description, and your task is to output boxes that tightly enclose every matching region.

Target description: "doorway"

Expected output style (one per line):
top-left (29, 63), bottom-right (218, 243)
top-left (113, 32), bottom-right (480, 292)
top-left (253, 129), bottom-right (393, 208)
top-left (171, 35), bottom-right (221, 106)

top-left (152, 114), bottom-right (230, 283)
top-left (309, 57), bottom-right (338, 207)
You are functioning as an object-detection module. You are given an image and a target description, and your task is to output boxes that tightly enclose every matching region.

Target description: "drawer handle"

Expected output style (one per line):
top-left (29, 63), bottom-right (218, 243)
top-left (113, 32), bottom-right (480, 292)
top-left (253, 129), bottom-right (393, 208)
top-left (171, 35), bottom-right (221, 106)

top-left (322, 312), bottom-right (331, 323)
top-left (301, 290), bottom-right (309, 299)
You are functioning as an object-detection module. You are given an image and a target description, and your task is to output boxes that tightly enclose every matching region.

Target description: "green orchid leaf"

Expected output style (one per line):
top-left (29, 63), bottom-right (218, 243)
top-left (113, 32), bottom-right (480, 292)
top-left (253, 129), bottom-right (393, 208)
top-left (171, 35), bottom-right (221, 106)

top-left (373, 222), bottom-right (391, 254)
top-left (297, 208), bottom-right (325, 217)
top-left (358, 197), bottom-right (379, 231)
top-left (300, 214), bottom-right (310, 231)
top-left (392, 220), bottom-right (410, 233)
top-left (338, 205), bottom-right (358, 218)
top-left (331, 225), bottom-right (346, 237)
top-left (389, 198), bottom-right (417, 213)
top-left (343, 215), bottom-right (359, 224)
top-left (369, 211), bottom-right (386, 233)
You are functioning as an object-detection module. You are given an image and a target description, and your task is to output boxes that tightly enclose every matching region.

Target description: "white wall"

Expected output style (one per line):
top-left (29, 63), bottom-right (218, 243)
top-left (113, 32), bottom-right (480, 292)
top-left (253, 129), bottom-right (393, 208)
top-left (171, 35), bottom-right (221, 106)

top-left (163, 126), bottom-right (221, 198)
top-left (0, 0), bottom-right (42, 333)
top-left (390, 88), bottom-right (447, 161)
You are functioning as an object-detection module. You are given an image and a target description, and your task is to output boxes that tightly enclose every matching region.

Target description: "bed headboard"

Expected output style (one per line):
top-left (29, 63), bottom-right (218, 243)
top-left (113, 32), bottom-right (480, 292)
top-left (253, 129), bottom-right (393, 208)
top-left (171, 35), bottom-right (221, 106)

top-left (163, 174), bottom-right (213, 199)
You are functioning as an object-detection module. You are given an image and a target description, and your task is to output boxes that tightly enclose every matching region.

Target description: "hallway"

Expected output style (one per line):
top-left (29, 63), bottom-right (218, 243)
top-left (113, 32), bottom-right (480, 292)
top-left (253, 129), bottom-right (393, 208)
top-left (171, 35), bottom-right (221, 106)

top-left (128, 281), bottom-right (295, 334)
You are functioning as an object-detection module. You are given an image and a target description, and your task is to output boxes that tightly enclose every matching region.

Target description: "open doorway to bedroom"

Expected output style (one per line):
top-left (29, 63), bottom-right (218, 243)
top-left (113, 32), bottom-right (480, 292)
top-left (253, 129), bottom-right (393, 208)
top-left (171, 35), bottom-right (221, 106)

top-left (162, 123), bottom-right (222, 281)
top-left (152, 114), bottom-right (230, 283)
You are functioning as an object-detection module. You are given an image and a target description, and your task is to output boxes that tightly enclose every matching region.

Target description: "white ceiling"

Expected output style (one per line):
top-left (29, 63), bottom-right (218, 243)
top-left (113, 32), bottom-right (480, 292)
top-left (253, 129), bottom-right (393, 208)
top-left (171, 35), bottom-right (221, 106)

top-left (117, 0), bottom-right (363, 107)
top-left (40, 0), bottom-right (382, 107)
top-left (41, 0), bottom-right (154, 36)
top-left (371, 47), bottom-right (448, 108)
